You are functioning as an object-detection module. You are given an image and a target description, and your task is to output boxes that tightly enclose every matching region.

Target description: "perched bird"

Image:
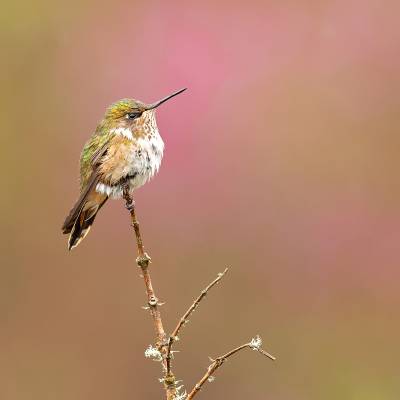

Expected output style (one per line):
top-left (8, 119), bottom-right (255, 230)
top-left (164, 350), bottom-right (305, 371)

top-left (62, 88), bottom-right (186, 250)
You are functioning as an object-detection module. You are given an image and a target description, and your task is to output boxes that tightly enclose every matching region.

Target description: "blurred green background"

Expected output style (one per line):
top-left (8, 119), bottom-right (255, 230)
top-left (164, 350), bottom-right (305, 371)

top-left (2, 1), bottom-right (400, 399)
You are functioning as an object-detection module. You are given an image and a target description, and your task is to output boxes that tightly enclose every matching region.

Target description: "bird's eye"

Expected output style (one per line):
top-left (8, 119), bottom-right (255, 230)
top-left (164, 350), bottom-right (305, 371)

top-left (126, 112), bottom-right (141, 120)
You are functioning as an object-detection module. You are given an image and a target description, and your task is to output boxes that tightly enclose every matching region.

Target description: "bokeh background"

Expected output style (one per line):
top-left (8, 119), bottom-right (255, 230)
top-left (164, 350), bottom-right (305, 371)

top-left (2, 1), bottom-right (400, 399)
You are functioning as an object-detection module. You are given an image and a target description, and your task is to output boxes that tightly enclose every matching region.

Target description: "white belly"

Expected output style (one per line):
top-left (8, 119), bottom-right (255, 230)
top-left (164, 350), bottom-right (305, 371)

top-left (96, 133), bottom-right (164, 199)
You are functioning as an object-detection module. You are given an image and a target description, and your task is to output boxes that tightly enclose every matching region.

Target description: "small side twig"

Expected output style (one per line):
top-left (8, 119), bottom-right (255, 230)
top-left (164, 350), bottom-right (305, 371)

top-left (187, 335), bottom-right (275, 400)
top-left (165, 268), bottom-right (229, 375)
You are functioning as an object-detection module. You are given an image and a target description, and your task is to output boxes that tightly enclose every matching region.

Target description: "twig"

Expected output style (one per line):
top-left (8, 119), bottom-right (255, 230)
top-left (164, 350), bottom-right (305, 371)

top-left (187, 336), bottom-right (276, 400)
top-left (123, 188), bottom-right (176, 400)
top-left (166, 268), bottom-right (229, 375)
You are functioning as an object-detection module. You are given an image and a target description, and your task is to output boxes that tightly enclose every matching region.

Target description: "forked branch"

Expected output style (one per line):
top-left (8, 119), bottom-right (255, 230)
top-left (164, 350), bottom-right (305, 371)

top-left (122, 188), bottom-right (275, 400)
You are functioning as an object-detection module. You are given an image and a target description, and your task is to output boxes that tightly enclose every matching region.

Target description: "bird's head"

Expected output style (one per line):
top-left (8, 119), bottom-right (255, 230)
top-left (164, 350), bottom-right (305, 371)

top-left (102, 88), bottom-right (186, 138)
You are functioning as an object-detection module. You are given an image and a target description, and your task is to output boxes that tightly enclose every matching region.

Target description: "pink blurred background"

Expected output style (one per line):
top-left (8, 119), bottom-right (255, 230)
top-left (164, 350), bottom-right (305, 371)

top-left (2, 1), bottom-right (400, 399)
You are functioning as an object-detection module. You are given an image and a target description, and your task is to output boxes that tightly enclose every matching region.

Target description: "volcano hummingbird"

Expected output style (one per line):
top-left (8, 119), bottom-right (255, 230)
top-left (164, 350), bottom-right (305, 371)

top-left (62, 88), bottom-right (186, 250)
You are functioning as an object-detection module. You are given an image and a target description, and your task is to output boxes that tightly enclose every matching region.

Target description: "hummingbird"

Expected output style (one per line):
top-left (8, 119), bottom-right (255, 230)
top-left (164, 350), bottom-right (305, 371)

top-left (62, 88), bottom-right (186, 250)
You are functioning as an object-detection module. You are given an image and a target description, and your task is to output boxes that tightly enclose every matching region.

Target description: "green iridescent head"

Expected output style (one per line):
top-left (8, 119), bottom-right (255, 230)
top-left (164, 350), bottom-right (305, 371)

top-left (104, 99), bottom-right (145, 121)
top-left (103, 88), bottom-right (187, 122)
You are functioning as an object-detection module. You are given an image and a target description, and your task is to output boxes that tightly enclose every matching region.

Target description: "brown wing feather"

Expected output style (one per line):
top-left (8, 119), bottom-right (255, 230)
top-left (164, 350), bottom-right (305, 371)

top-left (90, 140), bottom-right (110, 167)
top-left (67, 193), bottom-right (108, 250)
top-left (63, 142), bottom-right (110, 234)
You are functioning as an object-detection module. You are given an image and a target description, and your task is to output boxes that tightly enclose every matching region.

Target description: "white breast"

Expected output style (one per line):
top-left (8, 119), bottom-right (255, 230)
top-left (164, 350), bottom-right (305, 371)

top-left (95, 131), bottom-right (164, 199)
top-left (131, 133), bottom-right (165, 189)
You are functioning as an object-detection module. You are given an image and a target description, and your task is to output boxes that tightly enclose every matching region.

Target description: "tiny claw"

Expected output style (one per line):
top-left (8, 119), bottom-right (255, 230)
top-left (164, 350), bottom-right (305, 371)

top-left (125, 199), bottom-right (136, 212)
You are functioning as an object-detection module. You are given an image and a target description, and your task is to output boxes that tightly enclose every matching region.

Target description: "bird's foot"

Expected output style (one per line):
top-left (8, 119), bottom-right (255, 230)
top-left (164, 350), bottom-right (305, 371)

top-left (122, 185), bottom-right (135, 211)
top-left (125, 199), bottom-right (136, 212)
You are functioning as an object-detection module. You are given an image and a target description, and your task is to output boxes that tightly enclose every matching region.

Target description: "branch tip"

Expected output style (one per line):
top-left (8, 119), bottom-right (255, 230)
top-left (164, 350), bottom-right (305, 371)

top-left (187, 337), bottom-right (275, 399)
top-left (166, 268), bottom-right (230, 375)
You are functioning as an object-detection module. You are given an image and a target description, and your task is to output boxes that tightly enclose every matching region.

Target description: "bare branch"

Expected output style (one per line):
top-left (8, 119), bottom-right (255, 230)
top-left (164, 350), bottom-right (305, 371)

top-left (123, 187), bottom-right (275, 400)
top-left (165, 268), bottom-right (229, 374)
top-left (187, 336), bottom-right (276, 400)
top-left (172, 268), bottom-right (229, 339)
top-left (123, 188), bottom-right (176, 400)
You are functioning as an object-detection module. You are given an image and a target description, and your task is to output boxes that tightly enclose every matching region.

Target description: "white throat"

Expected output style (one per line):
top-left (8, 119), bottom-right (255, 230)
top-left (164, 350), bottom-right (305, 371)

top-left (111, 127), bottom-right (134, 140)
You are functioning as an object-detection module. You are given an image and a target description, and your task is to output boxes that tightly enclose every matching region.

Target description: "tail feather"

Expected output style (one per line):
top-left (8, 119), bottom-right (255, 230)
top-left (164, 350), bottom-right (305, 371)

top-left (62, 174), bottom-right (99, 234)
top-left (68, 204), bottom-right (99, 250)
top-left (62, 183), bottom-right (107, 250)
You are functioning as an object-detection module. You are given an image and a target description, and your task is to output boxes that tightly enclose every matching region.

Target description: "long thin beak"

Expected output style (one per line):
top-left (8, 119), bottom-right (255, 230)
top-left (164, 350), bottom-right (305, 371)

top-left (145, 88), bottom-right (187, 110)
